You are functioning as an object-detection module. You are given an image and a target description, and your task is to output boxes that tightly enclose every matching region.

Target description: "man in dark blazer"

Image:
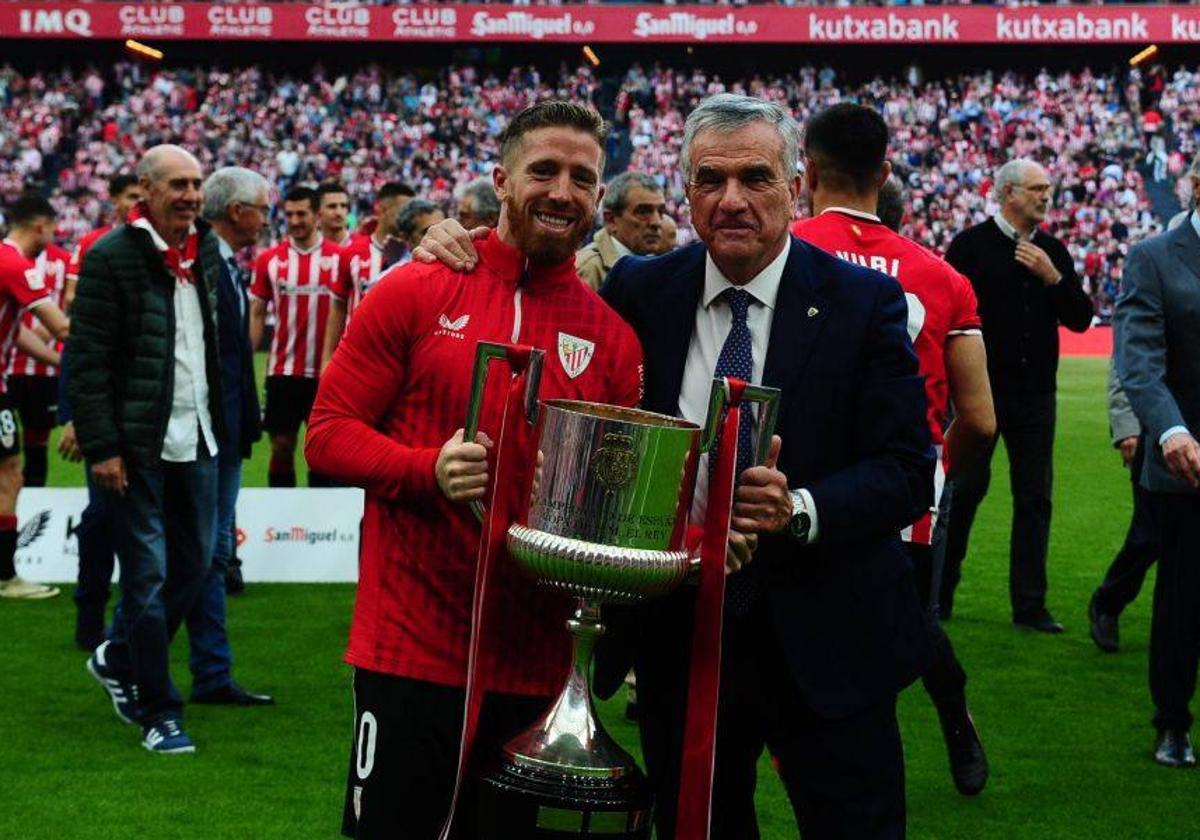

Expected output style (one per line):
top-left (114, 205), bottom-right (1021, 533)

top-left (1114, 169), bottom-right (1200, 767)
top-left (601, 94), bottom-right (934, 838)
top-left (186, 166), bottom-right (272, 707)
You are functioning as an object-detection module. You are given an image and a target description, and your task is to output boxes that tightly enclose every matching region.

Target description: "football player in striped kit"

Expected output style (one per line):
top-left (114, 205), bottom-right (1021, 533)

top-left (0, 194), bottom-right (71, 600)
top-left (7, 240), bottom-right (70, 488)
top-left (249, 186), bottom-right (346, 487)
top-left (321, 182), bottom-right (414, 373)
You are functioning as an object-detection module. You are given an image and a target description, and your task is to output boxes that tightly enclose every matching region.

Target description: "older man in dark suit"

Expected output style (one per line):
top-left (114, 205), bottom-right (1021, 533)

top-left (602, 94), bottom-right (933, 839)
top-left (1115, 163), bottom-right (1200, 768)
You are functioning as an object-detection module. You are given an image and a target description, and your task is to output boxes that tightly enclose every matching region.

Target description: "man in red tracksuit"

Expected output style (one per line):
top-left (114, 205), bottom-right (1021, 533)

top-left (305, 101), bottom-right (643, 840)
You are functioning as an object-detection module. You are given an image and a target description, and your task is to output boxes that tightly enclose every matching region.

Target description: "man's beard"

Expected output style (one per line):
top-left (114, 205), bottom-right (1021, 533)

top-left (505, 196), bottom-right (586, 266)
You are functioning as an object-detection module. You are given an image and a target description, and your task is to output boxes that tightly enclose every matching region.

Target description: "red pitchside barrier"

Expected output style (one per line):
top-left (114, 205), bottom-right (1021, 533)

top-left (0, 2), bottom-right (1197, 44)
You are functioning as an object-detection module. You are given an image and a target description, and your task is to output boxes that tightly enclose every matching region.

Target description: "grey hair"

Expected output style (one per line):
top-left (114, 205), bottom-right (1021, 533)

top-left (460, 178), bottom-right (500, 225)
top-left (201, 167), bottom-right (270, 221)
top-left (136, 144), bottom-right (202, 183)
top-left (602, 172), bottom-right (662, 216)
top-left (992, 159), bottom-right (1043, 202)
top-left (395, 198), bottom-right (441, 236)
top-left (681, 93), bottom-right (800, 183)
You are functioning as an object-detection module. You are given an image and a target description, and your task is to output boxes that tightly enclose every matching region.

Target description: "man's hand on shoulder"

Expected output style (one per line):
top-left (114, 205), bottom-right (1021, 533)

top-left (731, 435), bottom-right (792, 535)
top-left (1162, 431), bottom-right (1200, 488)
top-left (435, 428), bottom-right (493, 503)
top-left (412, 219), bottom-right (489, 272)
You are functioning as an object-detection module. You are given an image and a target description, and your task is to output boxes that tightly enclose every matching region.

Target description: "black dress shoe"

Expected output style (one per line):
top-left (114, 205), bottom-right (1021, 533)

top-left (1088, 592), bottom-right (1119, 653)
top-left (1154, 729), bottom-right (1196, 768)
top-left (191, 681), bottom-right (274, 706)
top-left (1013, 610), bottom-right (1064, 634)
top-left (935, 697), bottom-right (989, 796)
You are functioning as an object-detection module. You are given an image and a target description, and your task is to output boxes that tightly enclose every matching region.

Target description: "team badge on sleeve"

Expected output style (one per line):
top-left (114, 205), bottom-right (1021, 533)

top-left (557, 332), bottom-right (594, 379)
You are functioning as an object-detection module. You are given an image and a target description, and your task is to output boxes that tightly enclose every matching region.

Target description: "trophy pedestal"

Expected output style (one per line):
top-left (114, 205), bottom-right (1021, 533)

top-left (477, 761), bottom-right (651, 839)
top-left (476, 600), bottom-right (652, 839)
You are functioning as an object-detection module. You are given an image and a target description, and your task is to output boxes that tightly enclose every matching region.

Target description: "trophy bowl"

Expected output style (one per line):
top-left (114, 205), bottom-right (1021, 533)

top-left (479, 400), bottom-right (700, 839)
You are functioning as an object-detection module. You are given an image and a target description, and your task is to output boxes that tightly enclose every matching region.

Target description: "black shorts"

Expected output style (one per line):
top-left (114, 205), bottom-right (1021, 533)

top-left (342, 668), bottom-right (548, 840)
top-left (0, 394), bottom-right (22, 460)
top-left (6, 375), bottom-right (58, 433)
top-left (262, 375), bottom-right (318, 435)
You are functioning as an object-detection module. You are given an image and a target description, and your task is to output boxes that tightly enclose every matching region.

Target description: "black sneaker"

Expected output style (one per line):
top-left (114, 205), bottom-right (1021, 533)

top-left (1154, 729), bottom-right (1196, 768)
top-left (936, 697), bottom-right (989, 796)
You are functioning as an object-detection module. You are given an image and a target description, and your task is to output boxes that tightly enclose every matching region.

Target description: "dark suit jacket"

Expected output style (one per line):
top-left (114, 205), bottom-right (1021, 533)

top-left (600, 237), bottom-right (934, 719)
top-left (207, 248), bottom-right (262, 462)
top-left (1115, 216), bottom-right (1200, 495)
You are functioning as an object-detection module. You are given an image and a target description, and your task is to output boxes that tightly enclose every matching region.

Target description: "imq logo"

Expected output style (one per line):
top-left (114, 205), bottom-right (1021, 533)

top-left (18, 8), bottom-right (93, 36)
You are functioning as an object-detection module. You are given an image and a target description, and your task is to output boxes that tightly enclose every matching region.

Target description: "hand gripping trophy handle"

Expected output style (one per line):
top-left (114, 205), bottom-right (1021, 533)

top-left (462, 340), bottom-right (546, 523)
top-left (689, 376), bottom-right (782, 569)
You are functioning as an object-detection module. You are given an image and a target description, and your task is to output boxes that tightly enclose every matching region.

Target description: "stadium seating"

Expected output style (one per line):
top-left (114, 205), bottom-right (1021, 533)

top-left (0, 60), bottom-right (1195, 316)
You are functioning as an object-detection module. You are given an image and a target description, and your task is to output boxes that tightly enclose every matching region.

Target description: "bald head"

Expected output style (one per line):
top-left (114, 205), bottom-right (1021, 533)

top-left (137, 144), bottom-right (204, 244)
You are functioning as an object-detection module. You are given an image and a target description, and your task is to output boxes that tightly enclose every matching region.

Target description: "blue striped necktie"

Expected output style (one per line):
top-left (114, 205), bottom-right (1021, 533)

top-left (711, 287), bottom-right (758, 615)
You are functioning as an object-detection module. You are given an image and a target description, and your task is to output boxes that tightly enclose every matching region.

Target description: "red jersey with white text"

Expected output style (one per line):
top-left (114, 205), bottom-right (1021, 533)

top-left (793, 210), bottom-right (981, 544)
top-left (0, 240), bottom-right (53, 394)
top-left (305, 231), bottom-right (644, 695)
top-left (8, 243), bottom-right (69, 378)
top-left (250, 237), bottom-right (346, 379)
top-left (68, 225), bottom-right (112, 280)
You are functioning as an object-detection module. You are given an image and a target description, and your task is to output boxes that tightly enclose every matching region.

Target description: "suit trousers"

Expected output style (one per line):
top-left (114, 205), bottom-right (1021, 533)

top-left (1095, 440), bottom-right (1157, 616)
top-left (635, 587), bottom-right (906, 840)
top-left (943, 389), bottom-right (1056, 618)
top-left (1149, 493), bottom-right (1200, 732)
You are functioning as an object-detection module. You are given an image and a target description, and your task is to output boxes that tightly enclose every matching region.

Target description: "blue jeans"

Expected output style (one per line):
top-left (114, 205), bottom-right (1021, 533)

top-left (185, 457), bottom-right (241, 696)
top-left (103, 454), bottom-right (217, 723)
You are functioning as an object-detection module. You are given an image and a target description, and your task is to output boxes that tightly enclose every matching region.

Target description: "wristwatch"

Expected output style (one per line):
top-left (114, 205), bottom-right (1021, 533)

top-left (788, 489), bottom-right (812, 544)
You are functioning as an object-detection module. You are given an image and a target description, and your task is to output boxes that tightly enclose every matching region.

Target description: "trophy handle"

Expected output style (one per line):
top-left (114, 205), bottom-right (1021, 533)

top-left (464, 341), bottom-right (545, 523)
top-left (699, 377), bottom-right (781, 464)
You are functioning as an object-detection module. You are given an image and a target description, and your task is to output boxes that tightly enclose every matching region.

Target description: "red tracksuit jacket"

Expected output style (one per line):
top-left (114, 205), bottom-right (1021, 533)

top-left (306, 231), bottom-right (643, 695)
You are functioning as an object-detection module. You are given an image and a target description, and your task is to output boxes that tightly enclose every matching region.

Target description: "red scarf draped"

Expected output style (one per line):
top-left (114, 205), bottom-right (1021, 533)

top-left (127, 202), bottom-right (198, 285)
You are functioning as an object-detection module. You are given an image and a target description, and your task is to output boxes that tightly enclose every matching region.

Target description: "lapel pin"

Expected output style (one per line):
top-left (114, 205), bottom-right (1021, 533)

top-left (807, 306), bottom-right (819, 318)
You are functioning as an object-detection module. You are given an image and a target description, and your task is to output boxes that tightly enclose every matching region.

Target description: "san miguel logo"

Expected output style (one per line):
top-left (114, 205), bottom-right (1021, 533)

top-left (557, 332), bottom-right (594, 379)
top-left (591, 432), bottom-right (636, 491)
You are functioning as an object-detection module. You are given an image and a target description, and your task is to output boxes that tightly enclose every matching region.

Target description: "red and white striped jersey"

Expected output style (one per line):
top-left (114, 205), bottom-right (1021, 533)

top-left (68, 225), bottom-right (113, 280)
top-left (337, 235), bottom-right (389, 322)
top-left (8, 243), bottom-right (69, 378)
top-left (0, 240), bottom-right (53, 395)
top-left (250, 237), bottom-right (347, 379)
top-left (793, 209), bottom-right (981, 545)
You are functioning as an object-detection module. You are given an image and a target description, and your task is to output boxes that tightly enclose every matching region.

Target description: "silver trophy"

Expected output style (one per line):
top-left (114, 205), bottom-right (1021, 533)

top-left (466, 340), bottom-right (779, 838)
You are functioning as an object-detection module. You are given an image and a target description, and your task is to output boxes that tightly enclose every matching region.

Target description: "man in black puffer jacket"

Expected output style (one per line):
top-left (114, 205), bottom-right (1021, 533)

top-left (68, 144), bottom-right (225, 756)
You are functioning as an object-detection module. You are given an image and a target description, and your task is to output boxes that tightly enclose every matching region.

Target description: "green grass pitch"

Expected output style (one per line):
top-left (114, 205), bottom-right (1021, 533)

top-left (4, 357), bottom-right (1199, 838)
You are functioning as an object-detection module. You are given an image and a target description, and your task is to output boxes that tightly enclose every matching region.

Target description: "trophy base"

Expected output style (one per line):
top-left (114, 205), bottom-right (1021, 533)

top-left (477, 760), bottom-right (652, 839)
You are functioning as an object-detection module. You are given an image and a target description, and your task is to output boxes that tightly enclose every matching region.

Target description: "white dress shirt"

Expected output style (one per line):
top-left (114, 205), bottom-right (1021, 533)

top-left (993, 212), bottom-right (1035, 242)
top-left (610, 235), bottom-right (633, 259)
top-left (678, 242), bottom-right (819, 540)
top-left (134, 219), bottom-right (218, 463)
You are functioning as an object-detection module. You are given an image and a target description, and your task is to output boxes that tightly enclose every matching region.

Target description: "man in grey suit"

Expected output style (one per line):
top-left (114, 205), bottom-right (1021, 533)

top-left (1114, 156), bottom-right (1200, 767)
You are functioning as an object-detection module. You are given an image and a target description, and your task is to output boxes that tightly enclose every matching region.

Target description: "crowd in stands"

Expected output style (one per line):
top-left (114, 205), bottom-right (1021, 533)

top-left (0, 58), bottom-right (1196, 318)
